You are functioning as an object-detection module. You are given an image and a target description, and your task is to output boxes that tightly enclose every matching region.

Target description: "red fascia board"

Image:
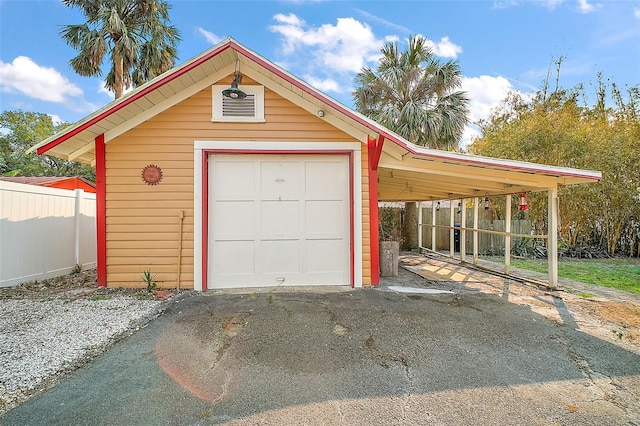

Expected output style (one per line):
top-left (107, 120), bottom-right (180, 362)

top-left (37, 43), bottom-right (236, 156)
top-left (410, 149), bottom-right (602, 181)
top-left (35, 39), bottom-right (601, 183)
top-left (230, 43), bottom-right (601, 182)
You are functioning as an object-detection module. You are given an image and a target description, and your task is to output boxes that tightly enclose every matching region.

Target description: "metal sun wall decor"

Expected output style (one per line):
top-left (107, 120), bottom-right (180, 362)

top-left (142, 164), bottom-right (163, 185)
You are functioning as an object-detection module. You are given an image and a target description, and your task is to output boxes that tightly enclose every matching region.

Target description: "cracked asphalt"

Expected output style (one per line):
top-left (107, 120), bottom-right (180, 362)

top-left (2, 272), bottom-right (640, 425)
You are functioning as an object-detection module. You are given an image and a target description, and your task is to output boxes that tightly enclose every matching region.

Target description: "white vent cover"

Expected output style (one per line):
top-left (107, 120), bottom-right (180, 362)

top-left (222, 94), bottom-right (255, 117)
top-left (212, 85), bottom-right (265, 122)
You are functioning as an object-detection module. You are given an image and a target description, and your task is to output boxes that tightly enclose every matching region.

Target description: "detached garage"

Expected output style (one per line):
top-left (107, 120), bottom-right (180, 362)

top-left (30, 38), bottom-right (600, 290)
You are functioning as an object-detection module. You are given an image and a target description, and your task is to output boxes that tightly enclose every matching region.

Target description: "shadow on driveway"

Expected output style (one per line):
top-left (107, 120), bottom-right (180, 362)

top-left (3, 273), bottom-right (640, 425)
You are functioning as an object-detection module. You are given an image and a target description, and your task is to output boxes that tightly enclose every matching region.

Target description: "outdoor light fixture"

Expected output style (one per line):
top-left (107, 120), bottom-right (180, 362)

top-left (484, 196), bottom-right (490, 210)
top-left (436, 201), bottom-right (440, 211)
top-left (518, 192), bottom-right (529, 211)
top-left (222, 72), bottom-right (246, 99)
top-left (222, 58), bottom-right (246, 99)
top-left (457, 201), bottom-right (462, 215)
top-left (317, 110), bottom-right (325, 117)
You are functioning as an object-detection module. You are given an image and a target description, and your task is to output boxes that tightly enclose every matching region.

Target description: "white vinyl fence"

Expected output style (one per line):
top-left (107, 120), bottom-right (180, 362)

top-left (0, 181), bottom-right (96, 287)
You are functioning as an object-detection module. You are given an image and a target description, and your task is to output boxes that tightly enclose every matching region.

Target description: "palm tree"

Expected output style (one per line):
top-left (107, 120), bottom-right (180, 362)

top-left (60, 0), bottom-right (181, 99)
top-left (354, 35), bottom-right (470, 249)
top-left (354, 35), bottom-right (469, 150)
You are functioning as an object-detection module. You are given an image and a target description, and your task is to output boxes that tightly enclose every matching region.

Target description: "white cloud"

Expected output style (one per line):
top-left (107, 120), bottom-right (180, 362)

top-left (269, 14), bottom-right (385, 75)
top-left (0, 56), bottom-right (83, 103)
top-left (543, 0), bottom-right (564, 8)
top-left (48, 114), bottom-right (64, 125)
top-left (460, 75), bottom-right (518, 148)
top-left (462, 75), bottom-right (514, 124)
top-left (281, 0), bottom-right (325, 4)
top-left (196, 27), bottom-right (222, 45)
top-left (98, 80), bottom-right (133, 98)
top-left (634, 8), bottom-right (640, 19)
top-left (98, 81), bottom-right (111, 96)
top-left (577, 0), bottom-right (596, 13)
top-left (273, 13), bottom-right (305, 27)
top-left (424, 35), bottom-right (463, 59)
top-left (303, 75), bottom-right (341, 93)
top-left (461, 125), bottom-right (482, 149)
top-left (355, 8), bottom-right (412, 34)
top-left (494, 0), bottom-right (602, 12)
top-left (491, 1), bottom-right (520, 9)
top-left (459, 75), bottom-right (540, 149)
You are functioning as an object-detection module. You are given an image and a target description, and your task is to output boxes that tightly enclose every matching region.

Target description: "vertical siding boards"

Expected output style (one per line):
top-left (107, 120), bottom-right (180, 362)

top-left (106, 80), bottom-right (368, 288)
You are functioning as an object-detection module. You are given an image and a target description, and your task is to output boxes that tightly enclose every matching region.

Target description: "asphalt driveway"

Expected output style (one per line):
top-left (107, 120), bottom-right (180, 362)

top-left (3, 272), bottom-right (640, 425)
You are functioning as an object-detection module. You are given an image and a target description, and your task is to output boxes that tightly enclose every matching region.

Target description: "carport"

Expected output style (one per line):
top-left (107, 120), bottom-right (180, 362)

top-left (368, 134), bottom-right (601, 288)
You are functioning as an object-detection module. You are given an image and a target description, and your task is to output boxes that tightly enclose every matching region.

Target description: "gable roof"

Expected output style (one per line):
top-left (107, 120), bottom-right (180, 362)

top-left (29, 37), bottom-right (600, 201)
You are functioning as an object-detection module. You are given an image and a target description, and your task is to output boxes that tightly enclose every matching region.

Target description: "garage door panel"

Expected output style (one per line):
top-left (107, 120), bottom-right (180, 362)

top-left (305, 200), bottom-right (345, 237)
top-left (305, 239), bottom-right (346, 273)
top-left (261, 201), bottom-right (299, 238)
top-left (212, 201), bottom-right (254, 238)
top-left (258, 240), bottom-right (300, 273)
top-left (212, 161), bottom-right (256, 200)
top-left (305, 162), bottom-right (348, 199)
top-left (260, 161), bottom-right (300, 200)
top-left (212, 240), bottom-right (255, 274)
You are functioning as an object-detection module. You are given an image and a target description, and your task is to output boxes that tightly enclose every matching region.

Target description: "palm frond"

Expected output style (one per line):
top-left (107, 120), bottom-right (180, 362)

top-left (352, 34), bottom-right (470, 150)
top-left (61, 0), bottom-right (180, 99)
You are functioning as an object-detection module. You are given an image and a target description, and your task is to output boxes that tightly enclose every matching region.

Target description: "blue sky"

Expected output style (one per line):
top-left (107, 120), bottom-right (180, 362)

top-left (1, 0), bottom-right (639, 148)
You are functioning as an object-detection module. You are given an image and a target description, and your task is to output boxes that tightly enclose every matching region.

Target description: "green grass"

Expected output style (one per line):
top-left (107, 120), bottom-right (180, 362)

top-left (483, 257), bottom-right (640, 295)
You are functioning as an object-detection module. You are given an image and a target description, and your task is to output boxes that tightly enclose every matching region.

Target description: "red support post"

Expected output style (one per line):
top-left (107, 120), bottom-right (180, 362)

top-left (368, 135), bottom-right (384, 286)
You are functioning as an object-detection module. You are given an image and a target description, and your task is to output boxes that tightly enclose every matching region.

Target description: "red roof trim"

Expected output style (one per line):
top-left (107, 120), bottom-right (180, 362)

top-left (36, 38), bottom-right (601, 183)
top-left (409, 150), bottom-right (602, 181)
top-left (229, 42), bottom-right (600, 182)
top-left (37, 43), bottom-right (235, 155)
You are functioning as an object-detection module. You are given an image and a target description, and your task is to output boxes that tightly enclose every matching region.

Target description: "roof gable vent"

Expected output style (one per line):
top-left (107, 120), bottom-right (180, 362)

top-left (222, 94), bottom-right (255, 117)
top-left (212, 85), bottom-right (264, 122)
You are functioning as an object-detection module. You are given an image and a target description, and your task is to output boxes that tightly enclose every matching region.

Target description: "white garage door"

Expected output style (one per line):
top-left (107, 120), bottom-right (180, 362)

top-left (208, 153), bottom-right (351, 288)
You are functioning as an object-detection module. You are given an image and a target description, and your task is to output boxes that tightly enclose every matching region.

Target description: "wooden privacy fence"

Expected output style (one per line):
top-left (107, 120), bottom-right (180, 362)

top-left (0, 181), bottom-right (96, 287)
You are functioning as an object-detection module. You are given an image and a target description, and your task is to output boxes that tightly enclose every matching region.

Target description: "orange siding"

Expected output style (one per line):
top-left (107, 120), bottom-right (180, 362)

top-left (105, 77), bottom-right (370, 289)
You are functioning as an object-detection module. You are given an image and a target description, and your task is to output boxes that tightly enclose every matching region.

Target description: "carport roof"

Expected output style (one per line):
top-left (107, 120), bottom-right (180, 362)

top-left (29, 37), bottom-right (601, 201)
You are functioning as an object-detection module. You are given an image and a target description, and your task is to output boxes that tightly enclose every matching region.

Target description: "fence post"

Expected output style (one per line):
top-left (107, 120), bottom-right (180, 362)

top-left (548, 188), bottom-right (559, 287)
top-left (460, 199), bottom-right (466, 262)
top-left (418, 201), bottom-right (423, 250)
top-left (473, 197), bottom-right (479, 265)
top-left (74, 189), bottom-right (83, 266)
top-left (450, 201), bottom-right (455, 258)
top-left (505, 194), bottom-right (512, 274)
top-left (432, 202), bottom-right (437, 252)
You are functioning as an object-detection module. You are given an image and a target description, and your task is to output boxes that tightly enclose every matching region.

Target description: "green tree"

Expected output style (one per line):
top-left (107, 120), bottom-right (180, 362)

top-left (354, 35), bottom-right (469, 151)
top-left (471, 73), bottom-right (640, 256)
top-left (353, 35), bottom-right (470, 249)
top-left (60, 0), bottom-right (181, 99)
top-left (0, 111), bottom-right (95, 181)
